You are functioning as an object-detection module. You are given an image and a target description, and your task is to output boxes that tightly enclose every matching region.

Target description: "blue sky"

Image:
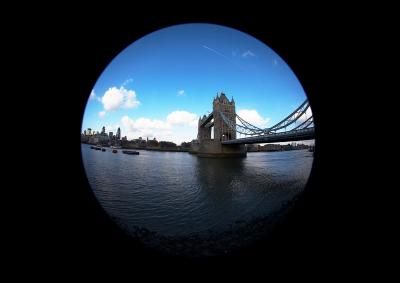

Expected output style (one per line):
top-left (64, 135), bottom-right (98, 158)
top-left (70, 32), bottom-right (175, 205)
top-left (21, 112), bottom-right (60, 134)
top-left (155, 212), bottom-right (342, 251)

top-left (82, 23), bottom-right (311, 144)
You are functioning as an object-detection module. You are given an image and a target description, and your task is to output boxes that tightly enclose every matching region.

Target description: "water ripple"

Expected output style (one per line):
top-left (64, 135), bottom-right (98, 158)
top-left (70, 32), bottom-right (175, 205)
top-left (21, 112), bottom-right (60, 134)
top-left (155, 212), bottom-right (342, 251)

top-left (82, 144), bottom-right (313, 237)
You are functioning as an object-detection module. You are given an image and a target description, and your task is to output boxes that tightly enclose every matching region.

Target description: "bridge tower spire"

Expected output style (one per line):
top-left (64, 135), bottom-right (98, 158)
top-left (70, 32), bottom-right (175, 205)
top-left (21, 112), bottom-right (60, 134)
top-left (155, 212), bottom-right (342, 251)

top-left (213, 92), bottom-right (236, 141)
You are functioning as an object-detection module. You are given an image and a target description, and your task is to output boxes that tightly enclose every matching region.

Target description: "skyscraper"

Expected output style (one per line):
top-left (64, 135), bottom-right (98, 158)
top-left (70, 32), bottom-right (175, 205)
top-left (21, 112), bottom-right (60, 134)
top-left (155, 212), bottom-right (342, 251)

top-left (116, 127), bottom-right (121, 140)
top-left (101, 126), bottom-right (105, 134)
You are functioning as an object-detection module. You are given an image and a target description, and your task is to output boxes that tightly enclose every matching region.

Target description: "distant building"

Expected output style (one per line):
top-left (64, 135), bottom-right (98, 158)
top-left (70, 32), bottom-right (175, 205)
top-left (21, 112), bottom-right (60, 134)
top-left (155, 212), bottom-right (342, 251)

top-left (101, 126), bottom-right (105, 134)
top-left (147, 138), bottom-right (159, 147)
top-left (246, 144), bottom-right (260, 152)
top-left (109, 132), bottom-right (113, 140)
top-left (160, 141), bottom-right (177, 148)
top-left (180, 142), bottom-right (191, 149)
top-left (116, 127), bottom-right (121, 140)
top-left (263, 144), bottom-right (282, 151)
top-left (81, 131), bottom-right (90, 143)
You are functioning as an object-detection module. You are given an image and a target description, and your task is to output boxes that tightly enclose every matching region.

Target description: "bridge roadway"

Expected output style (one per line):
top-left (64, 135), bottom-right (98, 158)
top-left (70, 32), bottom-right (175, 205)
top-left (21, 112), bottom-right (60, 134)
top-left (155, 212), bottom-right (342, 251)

top-left (221, 128), bottom-right (315, 145)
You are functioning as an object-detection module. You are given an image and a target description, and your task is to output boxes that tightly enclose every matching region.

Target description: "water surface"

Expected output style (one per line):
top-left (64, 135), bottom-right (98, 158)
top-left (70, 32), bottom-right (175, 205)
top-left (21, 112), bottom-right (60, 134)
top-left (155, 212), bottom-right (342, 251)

top-left (82, 144), bottom-right (313, 238)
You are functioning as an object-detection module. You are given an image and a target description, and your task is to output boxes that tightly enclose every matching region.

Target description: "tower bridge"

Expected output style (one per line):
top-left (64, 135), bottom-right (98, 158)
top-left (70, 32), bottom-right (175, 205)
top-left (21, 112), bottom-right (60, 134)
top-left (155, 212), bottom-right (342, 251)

top-left (192, 92), bottom-right (315, 157)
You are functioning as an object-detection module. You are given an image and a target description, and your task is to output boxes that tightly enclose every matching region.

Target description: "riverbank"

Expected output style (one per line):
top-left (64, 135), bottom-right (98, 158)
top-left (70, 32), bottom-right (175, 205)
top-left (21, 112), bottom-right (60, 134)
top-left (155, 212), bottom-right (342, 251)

top-left (122, 145), bottom-right (190, 152)
top-left (82, 142), bottom-right (189, 152)
top-left (83, 142), bottom-right (310, 154)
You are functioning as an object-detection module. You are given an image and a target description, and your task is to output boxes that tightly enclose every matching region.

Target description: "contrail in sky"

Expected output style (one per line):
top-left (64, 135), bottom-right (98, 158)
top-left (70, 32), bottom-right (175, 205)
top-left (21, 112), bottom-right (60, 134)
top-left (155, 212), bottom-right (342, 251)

top-left (202, 45), bottom-right (245, 71)
top-left (203, 45), bottom-right (232, 61)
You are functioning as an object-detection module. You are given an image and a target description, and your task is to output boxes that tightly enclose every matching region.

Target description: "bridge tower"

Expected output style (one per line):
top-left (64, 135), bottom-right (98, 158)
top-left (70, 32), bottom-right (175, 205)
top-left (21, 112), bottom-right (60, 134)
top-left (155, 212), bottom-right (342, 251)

top-left (197, 114), bottom-right (211, 142)
top-left (193, 91), bottom-right (246, 158)
top-left (213, 92), bottom-right (236, 141)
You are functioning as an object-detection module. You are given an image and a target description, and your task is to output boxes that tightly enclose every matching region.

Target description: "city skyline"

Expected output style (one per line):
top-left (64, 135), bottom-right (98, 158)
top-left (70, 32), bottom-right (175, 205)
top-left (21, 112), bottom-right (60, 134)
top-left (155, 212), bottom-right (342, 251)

top-left (82, 23), bottom-right (312, 145)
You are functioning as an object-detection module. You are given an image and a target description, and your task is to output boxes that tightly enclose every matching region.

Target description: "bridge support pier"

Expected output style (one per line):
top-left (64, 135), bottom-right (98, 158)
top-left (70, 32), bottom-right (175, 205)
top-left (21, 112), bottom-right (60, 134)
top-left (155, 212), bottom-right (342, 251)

top-left (195, 139), bottom-right (247, 158)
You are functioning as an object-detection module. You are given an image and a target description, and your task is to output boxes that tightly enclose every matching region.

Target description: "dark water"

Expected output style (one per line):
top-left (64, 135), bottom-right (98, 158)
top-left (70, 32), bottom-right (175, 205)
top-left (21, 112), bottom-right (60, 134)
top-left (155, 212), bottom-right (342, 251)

top-left (82, 144), bottom-right (313, 240)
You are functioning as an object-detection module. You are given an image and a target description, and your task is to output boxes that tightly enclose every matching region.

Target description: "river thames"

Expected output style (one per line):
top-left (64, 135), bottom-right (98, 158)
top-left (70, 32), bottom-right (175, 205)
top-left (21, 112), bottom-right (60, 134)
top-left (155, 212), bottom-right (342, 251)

top-left (82, 143), bottom-right (313, 255)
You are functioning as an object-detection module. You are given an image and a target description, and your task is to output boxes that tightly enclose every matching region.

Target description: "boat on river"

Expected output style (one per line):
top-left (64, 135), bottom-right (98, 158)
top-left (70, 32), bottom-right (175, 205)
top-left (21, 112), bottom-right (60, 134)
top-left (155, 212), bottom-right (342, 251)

top-left (122, 150), bottom-right (139, 155)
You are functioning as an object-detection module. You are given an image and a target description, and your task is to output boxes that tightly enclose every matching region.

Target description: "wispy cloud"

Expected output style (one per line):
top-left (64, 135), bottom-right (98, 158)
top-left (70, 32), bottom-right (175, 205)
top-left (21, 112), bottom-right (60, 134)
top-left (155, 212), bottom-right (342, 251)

top-left (98, 111), bottom-right (106, 118)
top-left (273, 59), bottom-right (278, 66)
top-left (89, 90), bottom-right (102, 103)
top-left (90, 90), bottom-right (102, 102)
top-left (177, 90), bottom-right (185, 96)
top-left (242, 50), bottom-right (256, 58)
top-left (122, 78), bottom-right (133, 87)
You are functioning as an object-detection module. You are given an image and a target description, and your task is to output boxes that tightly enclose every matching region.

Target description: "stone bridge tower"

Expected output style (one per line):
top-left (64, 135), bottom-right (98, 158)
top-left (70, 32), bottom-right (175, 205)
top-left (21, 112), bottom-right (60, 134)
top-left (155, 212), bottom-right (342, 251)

top-left (193, 91), bottom-right (246, 158)
top-left (213, 92), bottom-right (236, 142)
top-left (197, 114), bottom-right (211, 142)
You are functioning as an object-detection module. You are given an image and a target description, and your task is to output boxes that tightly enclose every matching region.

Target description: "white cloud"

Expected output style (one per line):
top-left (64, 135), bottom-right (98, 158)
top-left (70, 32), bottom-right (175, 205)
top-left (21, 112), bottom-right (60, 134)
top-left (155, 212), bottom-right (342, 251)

top-left (165, 125), bottom-right (197, 145)
top-left (166, 110), bottom-right (198, 127)
top-left (135, 118), bottom-right (171, 130)
top-left (237, 109), bottom-right (270, 128)
top-left (124, 90), bottom-right (140, 108)
top-left (298, 107), bottom-right (313, 123)
top-left (90, 90), bottom-right (96, 99)
top-left (99, 111), bottom-right (106, 118)
top-left (177, 90), bottom-right (185, 96)
top-left (242, 50), bottom-right (256, 58)
top-left (89, 90), bottom-right (102, 102)
top-left (101, 86), bottom-right (140, 111)
top-left (122, 116), bottom-right (170, 130)
top-left (120, 110), bottom-right (199, 144)
top-left (121, 115), bottom-right (172, 141)
top-left (102, 87), bottom-right (124, 111)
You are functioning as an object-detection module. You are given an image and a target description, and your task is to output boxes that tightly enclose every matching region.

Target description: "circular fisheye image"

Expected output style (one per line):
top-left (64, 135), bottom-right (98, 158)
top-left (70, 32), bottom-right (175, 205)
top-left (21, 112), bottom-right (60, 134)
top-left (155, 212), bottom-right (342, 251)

top-left (81, 23), bottom-right (315, 257)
